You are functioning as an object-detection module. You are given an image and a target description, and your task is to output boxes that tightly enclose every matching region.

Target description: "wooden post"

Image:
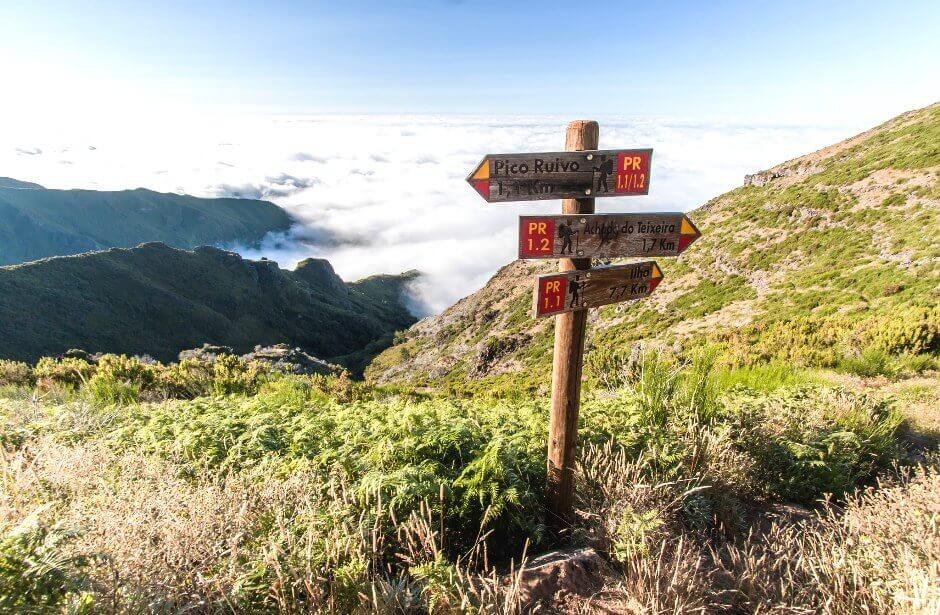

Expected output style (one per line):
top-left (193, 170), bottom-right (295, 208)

top-left (546, 120), bottom-right (598, 533)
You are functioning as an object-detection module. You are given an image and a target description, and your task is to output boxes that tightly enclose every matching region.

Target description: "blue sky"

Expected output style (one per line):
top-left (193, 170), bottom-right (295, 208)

top-left (2, 0), bottom-right (938, 123)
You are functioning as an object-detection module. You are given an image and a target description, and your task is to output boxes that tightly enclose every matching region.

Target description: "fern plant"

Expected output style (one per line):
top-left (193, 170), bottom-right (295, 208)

top-left (0, 515), bottom-right (99, 613)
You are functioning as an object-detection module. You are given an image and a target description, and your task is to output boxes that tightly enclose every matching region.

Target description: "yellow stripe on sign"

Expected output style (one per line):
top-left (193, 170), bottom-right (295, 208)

top-left (651, 263), bottom-right (663, 278)
top-left (680, 217), bottom-right (698, 236)
top-left (471, 160), bottom-right (489, 180)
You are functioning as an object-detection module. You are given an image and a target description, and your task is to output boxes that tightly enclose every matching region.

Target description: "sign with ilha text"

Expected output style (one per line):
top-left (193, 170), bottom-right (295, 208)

top-left (467, 149), bottom-right (652, 203)
top-left (533, 261), bottom-right (663, 317)
top-left (519, 213), bottom-right (700, 259)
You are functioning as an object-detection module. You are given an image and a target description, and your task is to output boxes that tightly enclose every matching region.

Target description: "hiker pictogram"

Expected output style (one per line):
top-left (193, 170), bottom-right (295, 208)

top-left (593, 156), bottom-right (614, 193)
top-left (558, 220), bottom-right (577, 254)
top-left (567, 278), bottom-right (582, 307)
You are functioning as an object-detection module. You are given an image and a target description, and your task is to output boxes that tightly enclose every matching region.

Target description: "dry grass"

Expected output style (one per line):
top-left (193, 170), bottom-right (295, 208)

top-left (572, 445), bottom-right (940, 614)
top-left (0, 435), bottom-right (532, 613)
top-left (1, 430), bottom-right (938, 613)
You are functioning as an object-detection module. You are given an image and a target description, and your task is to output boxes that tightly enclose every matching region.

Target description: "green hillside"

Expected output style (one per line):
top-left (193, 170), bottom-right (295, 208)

top-left (0, 181), bottom-right (292, 265)
top-left (367, 103), bottom-right (939, 393)
top-left (0, 243), bottom-right (417, 368)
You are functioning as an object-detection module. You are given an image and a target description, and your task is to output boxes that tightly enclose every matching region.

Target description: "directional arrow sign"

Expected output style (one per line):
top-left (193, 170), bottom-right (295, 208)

top-left (533, 261), bottom-right (663, 318)
top-left (467, 149), bottom-right (652, 203)
top-left (519, 213), bottom-right (700, 259)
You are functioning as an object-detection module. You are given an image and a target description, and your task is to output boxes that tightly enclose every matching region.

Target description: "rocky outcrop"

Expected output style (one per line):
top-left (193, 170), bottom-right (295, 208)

top-left (240, 344), bottom-right (344, 376)
top-left (177, 342), bottom-right (344, 376)
top-left (178, 344), bottom-right (236, 362)
top-left (517, 548), bottom-right (610, 609)
top-left (467, 333), bottom-right (531, 378)
top-left (743, 162), bottom-right (822, 187)
top-left (293, 258), bottom-right (349, 297)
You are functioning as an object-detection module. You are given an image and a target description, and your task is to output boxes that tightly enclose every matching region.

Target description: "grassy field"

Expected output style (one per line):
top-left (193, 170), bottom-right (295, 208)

top-left (1, 352), bottom-right (936, 613)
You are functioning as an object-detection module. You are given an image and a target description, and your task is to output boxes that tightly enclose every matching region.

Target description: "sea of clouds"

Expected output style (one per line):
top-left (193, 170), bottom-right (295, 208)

top-left (0, 114), bottom-right (857, 314)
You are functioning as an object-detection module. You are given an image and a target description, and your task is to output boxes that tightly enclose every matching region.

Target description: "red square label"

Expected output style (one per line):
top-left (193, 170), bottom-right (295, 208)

top-left (615, 151), bottom-right (651, 194)
top-left (520, 218), bottom-right (556, 257)
top-left (536, 276), bottom-right (568, 316)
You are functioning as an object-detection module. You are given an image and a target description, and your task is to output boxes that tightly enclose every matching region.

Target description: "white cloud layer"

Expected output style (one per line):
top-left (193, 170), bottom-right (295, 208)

top-left (0, 113), bottom-right (859, 314)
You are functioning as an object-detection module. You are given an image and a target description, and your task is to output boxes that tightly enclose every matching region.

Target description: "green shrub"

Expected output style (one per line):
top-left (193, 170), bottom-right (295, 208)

top-left (106, 388), bottom-right (547, 558)
top-left (725, 305), bottom-right (939, 370)
top-left (309, 371), bottom-right (358, 403)
top-left (837, 347), bottom-right (898, 377)
top-left (583, 350), bottom-right (906, 509)
top-left (157, 358), bottom-right (216, 398)
top-left (584, 344), bottom-right (643, 390)
top-left (893, 352), bottom-right (938, 374)
top-left (729, 388), bottom-right (902, 503)
top-left (880, 192), bottom-right (906, 207)
top-left (411, 556), bottom-right (463, 612)
top-left (0, 360), bottom-right (33, 388)
top-left (865, 305), bottom-right (938, 355)
top-left (83, 354), bottom-right (160, 404)
top-left (94, 354), bottom-right (158, 389)
top-left (713, 361), bottom-right (809, 392)
top-left (211, 355), bottom-right (271, 396)
top-left (0, 516), bottom-right (97, 613)
top-left (33, 357), bottom-right (96, 389)
top-left (151, 355), bottom-right (273, 399)
top-left (86, 372), bottom-right (141, 405)
top-left (610, 506), bottom-right (664, 561)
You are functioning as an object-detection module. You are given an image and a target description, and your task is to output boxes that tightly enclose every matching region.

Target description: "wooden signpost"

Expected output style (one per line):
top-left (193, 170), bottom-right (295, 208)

top-left (533, 262), bottom-right (663, 317)
top-left (467, 149), bottom-right (652, 202)
top-left (519, 213), bottom-right (700, 259)
top-left (467, 120), bottom-right (700, 536)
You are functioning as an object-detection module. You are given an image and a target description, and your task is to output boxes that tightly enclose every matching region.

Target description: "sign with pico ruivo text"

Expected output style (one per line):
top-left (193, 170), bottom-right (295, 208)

top-left (519, 213), bottom-right (700, 259)
top-left (533, 261), bottom-right (663, 317)
top-left (467, 149), bottom-right (652, 203)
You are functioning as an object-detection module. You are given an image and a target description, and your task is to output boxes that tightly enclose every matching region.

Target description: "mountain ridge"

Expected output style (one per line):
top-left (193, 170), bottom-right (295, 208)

top-left (0, 182), bottom-right (293, 265)
top-left (0, 242), bottom-right (418, 371)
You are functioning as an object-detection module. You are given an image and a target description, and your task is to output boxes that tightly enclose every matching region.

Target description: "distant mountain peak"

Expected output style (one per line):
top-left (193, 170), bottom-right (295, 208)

top-left (0, 177), bottom-right (44, 190)
top-left (0, 181), bottom-right (292, 265)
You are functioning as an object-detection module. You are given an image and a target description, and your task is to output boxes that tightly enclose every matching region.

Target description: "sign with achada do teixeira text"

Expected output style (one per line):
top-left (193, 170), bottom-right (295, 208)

top-left (519, 213), bottom-right (700, 259)
top-left (467, 149), bottom-right (652, 203)
top-left (532, 261), bottom-right (664, 317)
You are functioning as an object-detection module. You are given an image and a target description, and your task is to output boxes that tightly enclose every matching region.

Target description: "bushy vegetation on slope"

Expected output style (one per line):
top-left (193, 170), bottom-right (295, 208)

top-left (1, 350), bottom-right (934, 612)
top-left (0, 243), bottom-right (417, 368)
top-left (0, 182), bottom-right (292, 265)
